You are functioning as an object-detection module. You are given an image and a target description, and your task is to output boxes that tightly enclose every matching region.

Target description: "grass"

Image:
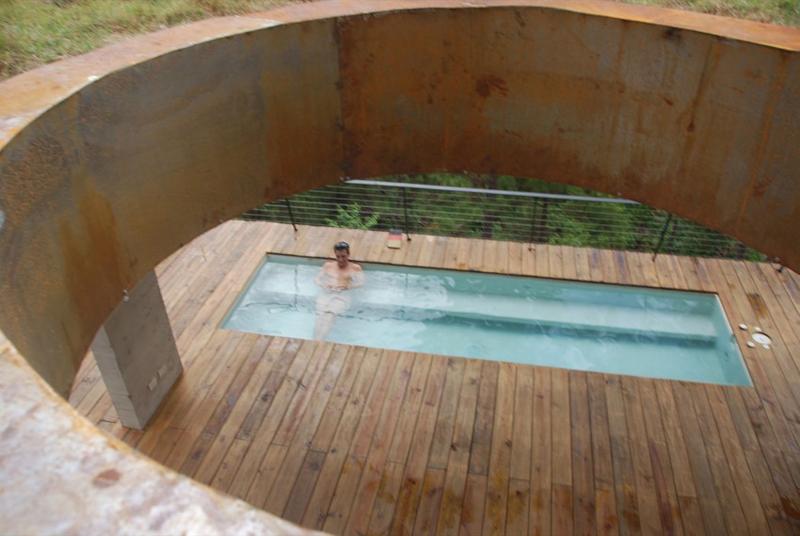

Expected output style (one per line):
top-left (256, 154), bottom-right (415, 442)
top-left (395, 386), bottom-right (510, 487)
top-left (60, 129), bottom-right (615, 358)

top-left (0, 0), bottom-right (289, 79)
top-left (1, 0), bottom-right (798, 79)
top-left (626, 0), bottom-right (800, 25)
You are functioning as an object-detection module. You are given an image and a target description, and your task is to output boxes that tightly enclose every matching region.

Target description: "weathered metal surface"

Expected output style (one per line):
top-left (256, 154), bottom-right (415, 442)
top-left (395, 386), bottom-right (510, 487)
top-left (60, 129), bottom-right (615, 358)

top-left (0, 333), bottom-right (323, 535)
top-left (336, 6), bottom-right (799, 262)
top-left (0, 15), bottom-right (342, 395)
top-left (0, 1), bottom-right (798, 533)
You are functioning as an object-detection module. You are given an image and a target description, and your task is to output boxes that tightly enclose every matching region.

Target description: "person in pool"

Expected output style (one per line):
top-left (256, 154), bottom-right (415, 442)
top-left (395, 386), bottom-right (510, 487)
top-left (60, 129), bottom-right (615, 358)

top-left (313, 241), bottom-right (364, 340)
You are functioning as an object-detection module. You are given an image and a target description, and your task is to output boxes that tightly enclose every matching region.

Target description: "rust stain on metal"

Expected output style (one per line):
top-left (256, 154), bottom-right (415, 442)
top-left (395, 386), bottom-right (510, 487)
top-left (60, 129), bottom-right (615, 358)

top-left (58, 189), bottom-right (124, 336)
top-left (475, 75), bottom-right (509, 98)
top-left (92, 468), bottom-right (121, 488)
top-left (736, 51), bottom-right (790, 228)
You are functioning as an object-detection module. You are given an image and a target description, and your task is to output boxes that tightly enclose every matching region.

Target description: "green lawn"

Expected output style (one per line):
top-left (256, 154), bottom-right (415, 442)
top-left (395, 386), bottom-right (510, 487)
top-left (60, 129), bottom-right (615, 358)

top-left (1, 0), bottom-right (798, 79)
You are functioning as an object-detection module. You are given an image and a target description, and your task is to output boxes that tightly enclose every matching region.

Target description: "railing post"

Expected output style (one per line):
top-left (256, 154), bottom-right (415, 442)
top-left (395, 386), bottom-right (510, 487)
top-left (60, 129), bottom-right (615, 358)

top-left (652, 213), bottom-right (674, 261)
top-left (527, 199), bottom-right (539, 250)
top-left (284, 198), bottom-right (298, 232)
top-left (402, 187), bottom-right (412, 241)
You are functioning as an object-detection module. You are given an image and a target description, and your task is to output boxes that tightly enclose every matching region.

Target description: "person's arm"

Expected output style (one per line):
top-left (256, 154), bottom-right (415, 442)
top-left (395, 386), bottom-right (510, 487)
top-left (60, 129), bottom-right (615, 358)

top-left (350, 265), bottom-right (365, 288)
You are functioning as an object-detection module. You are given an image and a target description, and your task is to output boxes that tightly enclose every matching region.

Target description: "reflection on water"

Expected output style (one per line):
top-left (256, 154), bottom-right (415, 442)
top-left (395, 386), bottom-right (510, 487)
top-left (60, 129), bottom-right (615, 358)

top-left (223, 255), bottom-right (750, 386)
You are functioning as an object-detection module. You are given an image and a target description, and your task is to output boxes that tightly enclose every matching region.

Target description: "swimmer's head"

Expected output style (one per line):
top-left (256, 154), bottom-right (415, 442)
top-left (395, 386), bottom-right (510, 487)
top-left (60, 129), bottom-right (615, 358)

top-left (333, 241), bottom-right (350, 267)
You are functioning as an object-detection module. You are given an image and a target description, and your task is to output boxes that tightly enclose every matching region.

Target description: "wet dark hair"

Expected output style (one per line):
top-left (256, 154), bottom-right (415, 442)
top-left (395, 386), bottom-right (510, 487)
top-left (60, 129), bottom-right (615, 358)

top-left (333, 241), bottom-right (350, 253)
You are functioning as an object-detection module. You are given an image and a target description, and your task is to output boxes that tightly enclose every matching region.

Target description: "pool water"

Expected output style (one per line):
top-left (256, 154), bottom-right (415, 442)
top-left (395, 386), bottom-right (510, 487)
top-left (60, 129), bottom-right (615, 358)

top-left (223, 254), bottom-right (750, 386)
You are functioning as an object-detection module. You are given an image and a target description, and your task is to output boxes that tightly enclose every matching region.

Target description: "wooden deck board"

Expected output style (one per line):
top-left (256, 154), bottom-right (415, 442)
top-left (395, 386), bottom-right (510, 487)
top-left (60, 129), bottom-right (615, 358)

top-left (70, 222), bottom-right (800, 534)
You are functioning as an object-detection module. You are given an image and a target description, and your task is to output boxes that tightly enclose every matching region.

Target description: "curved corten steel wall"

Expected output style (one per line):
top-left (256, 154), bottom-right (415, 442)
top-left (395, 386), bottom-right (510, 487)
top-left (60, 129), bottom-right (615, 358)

top-left (0, 0), bottom-right (798, 531)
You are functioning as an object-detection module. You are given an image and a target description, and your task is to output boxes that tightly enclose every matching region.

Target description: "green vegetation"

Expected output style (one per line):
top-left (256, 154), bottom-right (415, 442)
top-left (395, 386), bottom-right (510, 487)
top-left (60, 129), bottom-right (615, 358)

top-left (249, 174), bottom-right (766, 261)
top-left (0, 0), bottom-right (288, 79)
top-left (325, 202), bottom-right (380, 230)
top-left (1, 0), bottom-right (798, 79)
top-left (626, 0), bottom-right (799, 25)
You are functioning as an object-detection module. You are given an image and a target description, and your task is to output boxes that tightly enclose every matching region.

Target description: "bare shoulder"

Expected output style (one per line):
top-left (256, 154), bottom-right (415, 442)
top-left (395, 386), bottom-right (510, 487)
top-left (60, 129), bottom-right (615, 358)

top-left (351, 263), bottom-right (363, 271)
top-left (322, 260), bottom-right (337, 270)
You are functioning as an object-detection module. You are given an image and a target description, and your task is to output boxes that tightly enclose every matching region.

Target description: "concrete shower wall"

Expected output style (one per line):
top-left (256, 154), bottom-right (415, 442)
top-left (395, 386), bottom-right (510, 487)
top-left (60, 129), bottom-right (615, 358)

top-left (0, 1), bottom-right (798, 532)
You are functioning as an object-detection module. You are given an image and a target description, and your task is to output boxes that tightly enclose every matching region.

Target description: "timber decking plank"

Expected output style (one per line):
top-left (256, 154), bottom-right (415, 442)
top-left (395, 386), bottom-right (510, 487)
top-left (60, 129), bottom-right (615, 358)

top-left (227, 339), bottom-right (319, 501)
top-left (505, 478), bottom-right (530, 536)
top-left (164, 221), bottom-right (253, 340)
top-left (301, 347), bottom-right (378, 530)
top-left (143, 330), bottom-right (250, 463)
top-left (705, 258), bottom-right (800, 483)
top-left (454, 237), bottom-right (472, 271)
top-left (388, 353), bottom-right (433, 465)
top-left (344, 351), bottom-right (416, 536)
top-left (263, 344), bottom-right (350, 516)
top-left (604, 375), bottom-right (642, 536)
top-left (366, 461), bottom-right (406, 535)
top-left (586, 373), bottom-right (619, 534)
top-left (68, 353), bottom-right (100, 408)
top-left (468, 361), bottom-right (499, 476)
top-left (321, 349), bottom-right (399, 534)
top-left (620, 376), bottom-right (667, 535)
top-left (530, 367), bottom-right (552, 536)
top-left (551, 369), bottom-right (572, 487)
top-left (430, 235), bottom-right (450, 270)
top-left (573, 247), bottom-right (591, 282)
top-left (310, 345), bottom-right (368, 452)
top-left (435, 359), bottom-right (482, 536)
top-left (728, 261), bottom-right (800, 418)
top-left (282, 449), bottom-right (327, 524)
top-left (178, 335), bottom-right (272, 477)
top-left (507, 241), bottom-right (523, 275)
top-left (389, 356), bottom-right (449, 536)
top-left (706, 384), bottom-right (790, 534)
top-left (70, 222), bottom-right (800, 535)
top-left (549, 245), bottom-right (564, 280)
top-left (466, 239), bottom-right (484, 272)
top-left (481, 362), bottom-right (515, 536)
top-left (154, 230), bottom-right (277, 429)
top-left (413, 468), bottom-right (447, 535)
top-left (534, 244), bottom-right (550, 278)
top-left (510, 366), bottom-right (533, 481)
top-left (271, 342), bottom-right (339, 447)
top-left (569, 372), bottom-right (596, 535)
top-left (560, 246), bottom-right (578, 280)
top-left (690, 383), bottom-right (770, 535)
top-left (637, 380), bottom-right (684, 536)
top-left (459, 474), bottom-right (487, 536)
top-left (235, 338), bottom-right (299, 442)
top-left (751, 262), bottom-right (800, 381)
top-left (429, 358), bottom-right (468, 470)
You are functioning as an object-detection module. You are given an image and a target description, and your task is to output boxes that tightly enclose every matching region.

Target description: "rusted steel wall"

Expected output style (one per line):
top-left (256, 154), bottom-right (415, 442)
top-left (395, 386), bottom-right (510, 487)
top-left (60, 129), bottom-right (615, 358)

top-left (1, 0), bottom-right (798, 395)
top-left (0, 1), bottom-right (797, 531)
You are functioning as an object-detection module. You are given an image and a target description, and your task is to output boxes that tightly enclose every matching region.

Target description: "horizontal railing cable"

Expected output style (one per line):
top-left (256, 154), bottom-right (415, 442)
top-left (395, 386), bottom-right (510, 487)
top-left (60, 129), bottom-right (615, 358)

top-left (241, 180), bottom-right (764, 261)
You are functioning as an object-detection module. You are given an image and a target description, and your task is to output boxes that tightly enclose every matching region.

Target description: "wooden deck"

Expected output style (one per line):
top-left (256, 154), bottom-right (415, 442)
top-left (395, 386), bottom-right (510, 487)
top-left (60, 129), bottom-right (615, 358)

top-left (70, 221), bottom-right (800, 535)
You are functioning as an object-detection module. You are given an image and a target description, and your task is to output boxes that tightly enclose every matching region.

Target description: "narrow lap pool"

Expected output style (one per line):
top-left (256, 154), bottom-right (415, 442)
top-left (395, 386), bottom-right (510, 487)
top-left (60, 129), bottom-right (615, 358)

top-left (223, 254), bottom-right (750, 386)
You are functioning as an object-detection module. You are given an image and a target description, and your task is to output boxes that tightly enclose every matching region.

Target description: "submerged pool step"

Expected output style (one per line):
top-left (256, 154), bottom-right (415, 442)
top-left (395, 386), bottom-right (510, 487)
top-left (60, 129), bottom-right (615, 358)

top-left (242, 290), bottom-right (719, 344)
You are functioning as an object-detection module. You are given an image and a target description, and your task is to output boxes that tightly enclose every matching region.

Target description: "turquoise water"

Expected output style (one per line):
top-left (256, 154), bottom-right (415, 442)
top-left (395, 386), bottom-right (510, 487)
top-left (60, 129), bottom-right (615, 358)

top-left (223, 254), bottom-right (750, 386)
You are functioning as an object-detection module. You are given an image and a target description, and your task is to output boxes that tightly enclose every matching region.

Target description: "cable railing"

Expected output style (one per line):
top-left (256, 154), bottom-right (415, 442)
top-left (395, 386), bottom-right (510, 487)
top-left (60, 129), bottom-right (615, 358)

top-left (242, 180), bottom-right (766, 261)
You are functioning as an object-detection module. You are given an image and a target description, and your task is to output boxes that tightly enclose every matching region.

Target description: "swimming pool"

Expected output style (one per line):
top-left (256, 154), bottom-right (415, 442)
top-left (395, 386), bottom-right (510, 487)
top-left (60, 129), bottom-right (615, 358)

top-left (223, 254), bottom-right (750, 386)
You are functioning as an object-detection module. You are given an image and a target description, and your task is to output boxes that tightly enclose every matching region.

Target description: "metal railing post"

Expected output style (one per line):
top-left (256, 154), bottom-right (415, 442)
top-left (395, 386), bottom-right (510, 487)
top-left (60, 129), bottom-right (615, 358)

top-left (238, 180), bottom-right (762, 263)
top-left (652, 213), bottom-right (673, 261)
top-left (402, 187), bottom-right (412, 241)
top-left (284, 199), bottom-right (298, 232)
top-left (527, 199), bottom-right (539, 250)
